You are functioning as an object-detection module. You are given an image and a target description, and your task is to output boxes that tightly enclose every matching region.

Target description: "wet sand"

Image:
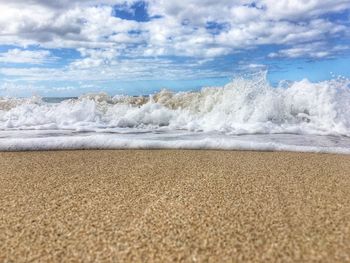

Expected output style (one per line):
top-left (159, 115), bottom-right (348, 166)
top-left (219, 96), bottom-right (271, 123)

top-left (1, 150), bottom-right (350, 262)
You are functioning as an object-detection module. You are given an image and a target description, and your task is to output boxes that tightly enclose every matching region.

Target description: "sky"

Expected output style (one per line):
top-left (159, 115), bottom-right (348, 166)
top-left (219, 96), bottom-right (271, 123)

top-left (0, 0), bottom-right (349, 97)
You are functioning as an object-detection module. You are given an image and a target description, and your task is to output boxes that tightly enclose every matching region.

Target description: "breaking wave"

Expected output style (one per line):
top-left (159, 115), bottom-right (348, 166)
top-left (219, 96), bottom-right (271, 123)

top-left (1, 72), bottom-right (349, 137)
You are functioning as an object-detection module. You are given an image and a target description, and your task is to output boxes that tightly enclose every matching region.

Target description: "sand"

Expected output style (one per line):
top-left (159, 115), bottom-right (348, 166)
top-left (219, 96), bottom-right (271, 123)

top-left (1, 150), bottom-right (350, 262)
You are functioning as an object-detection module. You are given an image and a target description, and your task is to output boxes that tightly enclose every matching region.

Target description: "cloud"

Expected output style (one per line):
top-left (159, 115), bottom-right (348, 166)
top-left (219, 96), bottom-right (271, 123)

top-left (240, 63), bottom-right (267, 70)
top-left (147, 0), bottom-right (350, 22)
top-left (0, 49), bottom-right (55, 64)
top-left (0, 0), bottom-right (349, 88)
top-left (143, 0), bottom-right (350, 58)
top-left (0, 81), bottom-right (82, 97)
top-left (0, 56), bottom-right (230, 82)
top-left (261, 0), bottom-right (350, 19)
top-left (69, 48), bottom-right (119, 69)
top-left (0, 0), bottom-right (349, 58)
top-left (0, 2), bottom-right (142, 49)
top-left (268, 42), bottom-right (350, 59)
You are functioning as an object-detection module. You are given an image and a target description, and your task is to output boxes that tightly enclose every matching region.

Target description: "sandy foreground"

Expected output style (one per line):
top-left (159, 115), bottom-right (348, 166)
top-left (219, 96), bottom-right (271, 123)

top-left (1, 150), bottom-right (350, 262)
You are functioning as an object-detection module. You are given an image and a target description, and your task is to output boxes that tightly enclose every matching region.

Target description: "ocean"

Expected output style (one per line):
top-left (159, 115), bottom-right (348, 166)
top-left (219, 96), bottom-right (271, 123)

top-left (1, 74), bottom-right (350, 153)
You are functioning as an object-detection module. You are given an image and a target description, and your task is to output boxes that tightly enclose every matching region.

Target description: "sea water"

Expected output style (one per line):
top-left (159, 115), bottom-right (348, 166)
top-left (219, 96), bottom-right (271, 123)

top-left (1, 73), bottom-right (349, 153)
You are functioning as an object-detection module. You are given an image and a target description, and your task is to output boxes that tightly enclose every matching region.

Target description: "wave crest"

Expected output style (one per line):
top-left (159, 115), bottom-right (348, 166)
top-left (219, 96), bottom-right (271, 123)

top-left (1, 73), bottom-right (349, 136)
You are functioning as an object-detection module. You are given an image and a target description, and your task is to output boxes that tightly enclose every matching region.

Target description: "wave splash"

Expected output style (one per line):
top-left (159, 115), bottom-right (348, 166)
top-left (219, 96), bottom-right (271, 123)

top-left (1, 72), bottom-right (350, 137)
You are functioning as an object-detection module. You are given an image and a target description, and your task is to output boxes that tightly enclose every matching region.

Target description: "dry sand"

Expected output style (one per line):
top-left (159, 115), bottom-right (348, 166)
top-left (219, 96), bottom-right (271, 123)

top-left (1, 150), bottom-right (350, 262)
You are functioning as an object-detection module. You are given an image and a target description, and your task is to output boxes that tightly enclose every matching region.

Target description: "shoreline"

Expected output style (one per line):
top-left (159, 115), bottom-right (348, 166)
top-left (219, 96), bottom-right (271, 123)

top-left (1, 148), bottom-right (350, 155)
top-left (1, 150), bottom-right (350, 262)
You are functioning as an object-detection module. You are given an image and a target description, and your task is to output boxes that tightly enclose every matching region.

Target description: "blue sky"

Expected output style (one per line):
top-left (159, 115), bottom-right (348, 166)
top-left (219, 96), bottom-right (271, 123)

top-left (0, 0), bottom-right (349, 97)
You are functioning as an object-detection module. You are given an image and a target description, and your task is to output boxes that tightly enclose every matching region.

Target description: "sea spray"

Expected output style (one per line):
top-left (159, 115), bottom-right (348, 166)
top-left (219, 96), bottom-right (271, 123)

top-left (1, 73), bottom-right (349, 137)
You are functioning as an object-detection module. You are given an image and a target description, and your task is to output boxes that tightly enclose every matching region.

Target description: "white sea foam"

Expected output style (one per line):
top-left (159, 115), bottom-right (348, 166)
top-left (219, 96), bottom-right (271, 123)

top-left (0, 73), bottom-right (349, 153)
top-left (1, 133), bottom-right (350, 154)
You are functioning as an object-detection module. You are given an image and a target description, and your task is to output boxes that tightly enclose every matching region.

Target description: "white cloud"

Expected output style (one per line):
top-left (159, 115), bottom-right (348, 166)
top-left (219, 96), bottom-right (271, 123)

top-left (0, 49), bottom-right (55, 64)
top-left (0, 0), bottom-right (348, 58)
top-left (244, 63), bottom-right (267, 69)
top-left (147, 0), bottom-right (350, 22)
top-left (70, 48), bottom-right (120, 69)
top-left (0, 2), bottom-right (143, 49)
top-left (261, 0), bottom-right (350, 19)
top-left (0, 0), bottom-right (349, 86)
top-left (0, 81), bottom-right (82, 97)
top-left (268, 42), bottom-right (350, 59)
top-left (0, 56), bottom-right (229, 82)
top-left (142, 1), bottom-right (350, 58)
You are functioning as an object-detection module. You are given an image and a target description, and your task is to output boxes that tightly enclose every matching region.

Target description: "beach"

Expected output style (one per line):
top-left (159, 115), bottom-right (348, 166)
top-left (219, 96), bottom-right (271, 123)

top-left (1, 150), bottom-right (350, 262)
